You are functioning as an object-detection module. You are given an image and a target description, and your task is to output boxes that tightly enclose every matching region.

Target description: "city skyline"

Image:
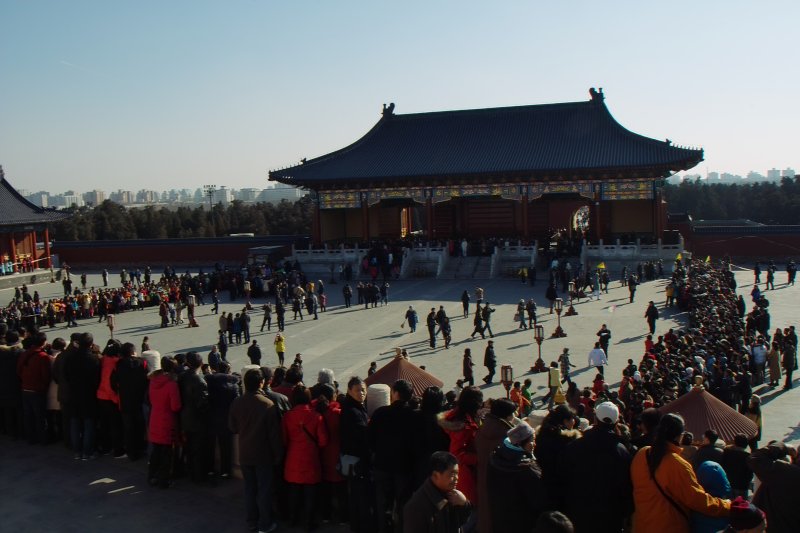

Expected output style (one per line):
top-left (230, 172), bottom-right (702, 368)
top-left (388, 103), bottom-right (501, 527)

top-left (1, 2), bottom-right (798, 192)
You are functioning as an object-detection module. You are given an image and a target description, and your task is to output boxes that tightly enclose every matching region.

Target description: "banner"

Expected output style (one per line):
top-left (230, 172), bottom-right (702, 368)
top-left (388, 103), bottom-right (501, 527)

top-left (600, 180), bottom-right (654, 201)
top-left (528, 182), bottom-right (595, 200)
top-left (365, 187), bottom-right (427, 206)
top-left (318, 190), bottom-right (362, 209)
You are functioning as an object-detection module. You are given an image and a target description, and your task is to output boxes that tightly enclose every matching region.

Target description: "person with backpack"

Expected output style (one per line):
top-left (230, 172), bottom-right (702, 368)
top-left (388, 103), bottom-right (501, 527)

top-left (630, 413), bottom-right (731, 532)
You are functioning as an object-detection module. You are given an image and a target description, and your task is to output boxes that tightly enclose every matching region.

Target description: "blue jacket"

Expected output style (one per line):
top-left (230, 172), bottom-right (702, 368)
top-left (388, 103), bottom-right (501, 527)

top-left (690, 460), bottom-right (730, 533)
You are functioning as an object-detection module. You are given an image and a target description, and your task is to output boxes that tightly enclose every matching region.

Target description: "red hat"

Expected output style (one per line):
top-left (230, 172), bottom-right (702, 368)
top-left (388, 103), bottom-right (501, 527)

top-left (729, 496), bottom-right (765, 530)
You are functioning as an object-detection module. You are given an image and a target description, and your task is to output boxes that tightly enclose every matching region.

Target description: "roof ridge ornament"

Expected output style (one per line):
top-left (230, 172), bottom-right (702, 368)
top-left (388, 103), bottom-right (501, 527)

top-left (589, 87), bottom-right (604, 102)
top-left (382, 102), bottom-right (395, 117)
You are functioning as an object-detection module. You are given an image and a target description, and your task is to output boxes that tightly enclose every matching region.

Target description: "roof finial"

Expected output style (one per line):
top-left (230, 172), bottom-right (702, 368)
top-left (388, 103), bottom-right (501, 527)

top-left (589, 87), bottom-right (604, 102)
top-left (382, 102), bottom-right (395, 116)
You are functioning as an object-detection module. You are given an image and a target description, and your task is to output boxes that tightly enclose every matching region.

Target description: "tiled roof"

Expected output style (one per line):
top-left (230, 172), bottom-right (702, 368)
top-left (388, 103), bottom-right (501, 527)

top-left (270, 91), bottom-right (703, 186)
top-left (0, 167), bottom-right (70, 226)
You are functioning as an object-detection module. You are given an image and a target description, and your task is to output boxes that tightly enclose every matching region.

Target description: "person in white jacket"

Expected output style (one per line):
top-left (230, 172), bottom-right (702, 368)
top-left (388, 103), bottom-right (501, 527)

top-left (588, 341), bottom-right (608, 376)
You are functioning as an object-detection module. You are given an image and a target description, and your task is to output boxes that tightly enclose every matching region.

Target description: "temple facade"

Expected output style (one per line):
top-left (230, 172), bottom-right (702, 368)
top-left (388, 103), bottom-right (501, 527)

top-left (0, 166), bottom-right (69, 272)
top-left (269, 89), bottom-right (703, 246)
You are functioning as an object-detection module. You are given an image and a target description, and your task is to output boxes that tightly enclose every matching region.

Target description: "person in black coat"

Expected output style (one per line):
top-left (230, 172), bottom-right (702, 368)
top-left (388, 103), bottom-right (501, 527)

top-left (413, 387), bottom-right (450, 487)
top-left (111, 342), bottom-right (148, 460)
top-left (179, 351), bottom-right (211, 483)
top-left (691, 429), bottom-right (725, 473)
top-left (369, 379), bottom-right (417, 533)
top-left (486, 421), bottom-right (546, 533)
top-left (558, 402), bottom-right (633, 533)
top-left (246, 340), bottom-right (262, 365)
top-left (64, 333), bottom-right (101, 459)
top-left (205, 362), bottom-right (239, 478)
top-left (340, 377), bottom-right (375, 532)
top-left (721, 434), bottom-right (754, 499)
top-left (483, 341), bottom-right (496, 384)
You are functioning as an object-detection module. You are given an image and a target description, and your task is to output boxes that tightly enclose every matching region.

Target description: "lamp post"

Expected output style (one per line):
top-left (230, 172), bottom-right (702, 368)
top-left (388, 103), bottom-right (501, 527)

top-left (552, 297), bottom-right (567, 337)
top-left (565, 280), bottom-right (578, 316)
top-left (203, 184), bottom-right (216, 214)
top-left (500, 365), bottom-right (514, 398)
top-left (531, 324), bottom-right (546, 373)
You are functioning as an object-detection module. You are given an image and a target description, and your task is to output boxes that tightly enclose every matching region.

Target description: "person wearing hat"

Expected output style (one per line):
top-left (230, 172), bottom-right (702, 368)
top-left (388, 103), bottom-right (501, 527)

top-left (558, 401), bottom-right (632, 533)
top-left (475, 398), bottom-right (518, 533)
top-left (724, 497), bottom-right (766, 532)
top-left (486, 421), bottom-right (546, 532)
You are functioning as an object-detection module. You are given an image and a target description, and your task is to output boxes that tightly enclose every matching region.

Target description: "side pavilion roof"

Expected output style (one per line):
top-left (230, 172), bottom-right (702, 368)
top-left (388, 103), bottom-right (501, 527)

top-left (269, 89), bottom-right (703, 187)
top-left (0, 166), bottom-right (71, 227)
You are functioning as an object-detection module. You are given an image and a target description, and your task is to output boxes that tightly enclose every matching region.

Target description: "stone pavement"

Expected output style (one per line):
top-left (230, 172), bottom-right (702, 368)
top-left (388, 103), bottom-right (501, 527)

top-left (1, 267), bottom-right (798, 531)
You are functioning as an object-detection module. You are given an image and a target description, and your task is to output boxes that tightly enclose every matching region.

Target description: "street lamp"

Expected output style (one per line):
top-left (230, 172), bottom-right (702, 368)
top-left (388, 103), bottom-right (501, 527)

top-left (500, 365), bottom-right (514, 398)
top-left (565, 280), bottom-right (578, 316)
top-left (552, 298), bottom-right (567, 338)
top-left (531, 324), bottom-right (546, 373)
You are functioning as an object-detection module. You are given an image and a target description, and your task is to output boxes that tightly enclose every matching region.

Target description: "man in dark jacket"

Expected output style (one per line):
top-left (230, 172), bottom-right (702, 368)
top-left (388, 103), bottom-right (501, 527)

top-left (64, 333), bottom-right (101, 460)
top-left (486, 421), bottom-right (546, 532)
top-left (644, 301), bottom-right (659, 335)
top-left (0, 330), bottom-right (24, 439)
top-left (558, 402), bottom-right (632, 532)
top-left (206, 361), bottom-right (239, 478)
top-left (692, 429), bottom-right (725, 473)
top-left (403, 451), bottom-right (470, 533)
top-left (179, 351), bottom-right (210, 483)
top-left (229, 368), bottom-right (283, 533)
top-left (722, 434), bottom-right (754, 499)
top-left (483, 341), bottom-right (496, 384)
top-left (426, 308), bottom-right (437, 349)
top-left (340, 376), bottom-right (374, 532)
top-left (749, 441), bottom-right (800, 533)
top-left (246, 340), bottom-right (261, 365)
top-left (111, 342), bottom-right (148, 460)
top-left (369, 379), bottom-right (417, 533)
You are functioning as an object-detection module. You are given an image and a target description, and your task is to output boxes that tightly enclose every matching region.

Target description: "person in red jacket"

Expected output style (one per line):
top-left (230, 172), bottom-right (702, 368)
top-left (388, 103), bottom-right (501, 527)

top-left (148, 357), bottom-right (182, 488)
top-left (438, 386), bottom-right (483, 512)
top-left (17, 331), bottom-right (51, 444)
top-left (97, 340), bottom-right (124, 457)
top-left (282, 384), bottom-right (329, 531)
top-left (313, 383), bottom-right (347, 524)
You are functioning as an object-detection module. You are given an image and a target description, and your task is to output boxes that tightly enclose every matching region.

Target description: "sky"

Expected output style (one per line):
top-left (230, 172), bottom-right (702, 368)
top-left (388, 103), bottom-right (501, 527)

top-left (0, 1), bottom-right (798, 194)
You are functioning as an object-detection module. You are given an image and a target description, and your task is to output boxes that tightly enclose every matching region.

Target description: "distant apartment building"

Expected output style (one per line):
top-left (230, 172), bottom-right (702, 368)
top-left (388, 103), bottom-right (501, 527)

top-left (237, 188), bottom-right (262, 202)
top-left (110, 190), bottom-right (135, 204)
top-left (783, 167), bottom-right (796, 178)
top-left (767, 168), bottom-right (781, 180)
top-left (25, 191), bottom-right (49, 207)
top-left (83, 189), bottom-right (106, 206)
top-left (211, 186), bottom-right (233, 206)
top-left (260, 186), bottom-right (306, 203)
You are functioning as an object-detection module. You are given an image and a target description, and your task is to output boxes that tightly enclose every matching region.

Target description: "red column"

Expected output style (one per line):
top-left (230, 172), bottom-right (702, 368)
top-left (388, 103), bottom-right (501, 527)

top-left (44, 227), bottom-right (52, 268)
top-left (361, 196), bottom-right (370, 241)
top-left (593, 201), bottom-right (602, 243)
top-left (312, 204), bottom-right (322, 245)
top-left (522, 193), bottom-right (530, 239)
top-left (426, 198), bottom-right (433, 239)
top-left (8, 233), bottom-right (17, 271)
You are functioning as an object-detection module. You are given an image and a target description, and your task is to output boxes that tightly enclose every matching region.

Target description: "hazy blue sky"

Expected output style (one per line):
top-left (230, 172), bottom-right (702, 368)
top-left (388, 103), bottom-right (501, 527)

top-left (1, 1), bottom-right (797, 193)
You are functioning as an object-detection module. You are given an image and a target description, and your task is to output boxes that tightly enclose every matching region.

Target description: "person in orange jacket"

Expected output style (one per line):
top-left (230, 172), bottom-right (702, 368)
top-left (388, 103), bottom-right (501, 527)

top-left (631, 413), bottom-right (730, 533)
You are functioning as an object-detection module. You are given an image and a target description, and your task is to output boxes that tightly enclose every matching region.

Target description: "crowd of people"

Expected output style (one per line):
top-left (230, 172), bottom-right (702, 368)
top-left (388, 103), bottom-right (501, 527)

top-left (1, 258), bottom-right (799, 533)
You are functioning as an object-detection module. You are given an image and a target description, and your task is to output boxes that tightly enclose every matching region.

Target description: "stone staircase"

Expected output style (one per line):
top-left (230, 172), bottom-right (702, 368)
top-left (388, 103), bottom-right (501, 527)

top-left (438, 256), bottom-right (493, 279)
top-left (439, 256), bottom-right (479, 279)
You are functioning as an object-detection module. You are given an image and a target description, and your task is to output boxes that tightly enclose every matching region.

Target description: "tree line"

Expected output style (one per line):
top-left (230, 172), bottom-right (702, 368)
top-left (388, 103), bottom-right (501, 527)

top-left (52, 197), bottom-right (314, 241)
top-left (663, 176), bottom-right (800, 225)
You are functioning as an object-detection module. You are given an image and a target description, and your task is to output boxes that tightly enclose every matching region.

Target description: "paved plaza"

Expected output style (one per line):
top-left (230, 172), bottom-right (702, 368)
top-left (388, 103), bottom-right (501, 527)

top-left (1, 267), bottom-right (798, 531)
